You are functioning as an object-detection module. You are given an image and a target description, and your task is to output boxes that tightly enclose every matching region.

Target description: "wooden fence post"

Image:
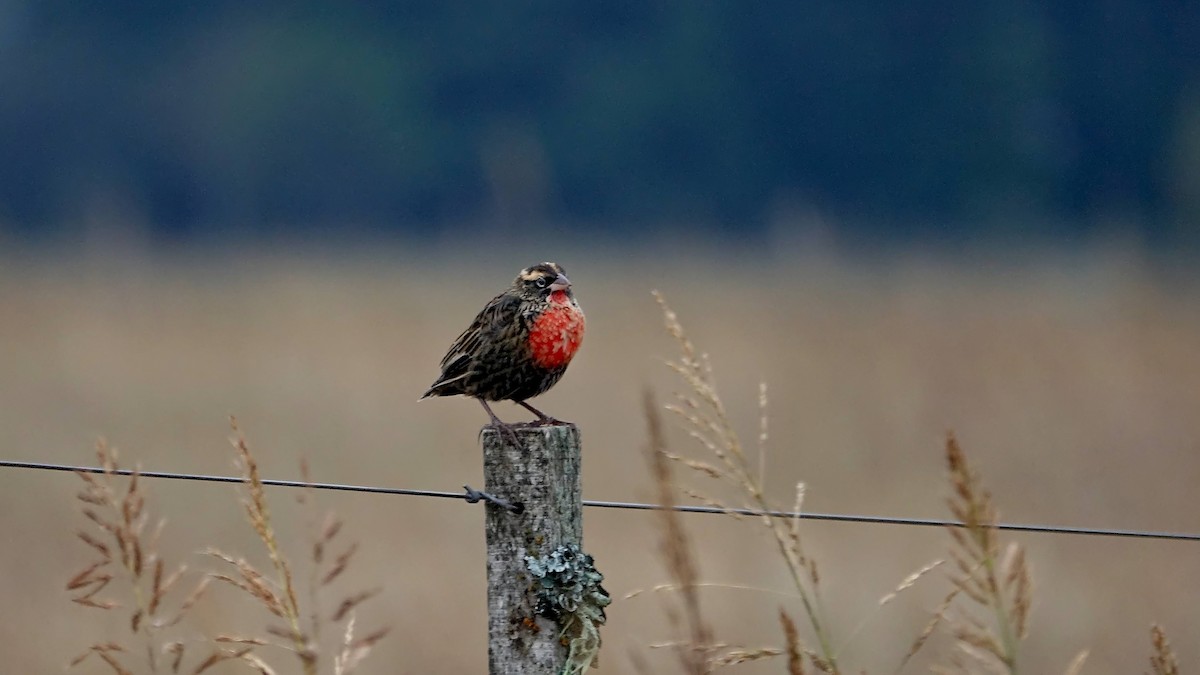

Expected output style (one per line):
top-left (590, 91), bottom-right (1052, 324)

top-left (481, 423), bottom-right (582, 674)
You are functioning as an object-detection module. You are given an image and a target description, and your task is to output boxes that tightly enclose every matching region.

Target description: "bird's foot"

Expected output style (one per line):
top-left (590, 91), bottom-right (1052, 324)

top-left (477, 399), bottom-right (525, 447)
top-left (488, 421), bottom-right (524, 448)
top-left (516, 400), bottom-right (563, 426)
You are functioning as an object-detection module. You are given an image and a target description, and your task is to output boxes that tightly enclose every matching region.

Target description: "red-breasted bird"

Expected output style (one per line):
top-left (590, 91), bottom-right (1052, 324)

top-left (421, 262), bottom-right (585, 438)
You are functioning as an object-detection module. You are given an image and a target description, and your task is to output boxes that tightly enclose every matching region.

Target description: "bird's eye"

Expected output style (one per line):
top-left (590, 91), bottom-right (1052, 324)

top-left (535, 277), bottom-right (548, 288)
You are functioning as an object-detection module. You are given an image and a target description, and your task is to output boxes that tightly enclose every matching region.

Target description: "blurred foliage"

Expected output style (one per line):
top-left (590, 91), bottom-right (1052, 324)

top-left (0, 1), bottom-right (1198, 242)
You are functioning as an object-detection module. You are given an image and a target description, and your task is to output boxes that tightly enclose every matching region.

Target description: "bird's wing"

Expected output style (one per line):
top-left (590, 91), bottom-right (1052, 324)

top-left (427, 292), bottom-right (521, 394)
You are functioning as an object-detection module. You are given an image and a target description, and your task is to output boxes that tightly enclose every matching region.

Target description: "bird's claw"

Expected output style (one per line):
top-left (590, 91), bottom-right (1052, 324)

top-left (488, 422), bottom-right (524, 448)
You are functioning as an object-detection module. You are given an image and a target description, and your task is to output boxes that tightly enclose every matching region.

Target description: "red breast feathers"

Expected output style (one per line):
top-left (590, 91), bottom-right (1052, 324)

top-left (528, 290), bottom-right (585, 369)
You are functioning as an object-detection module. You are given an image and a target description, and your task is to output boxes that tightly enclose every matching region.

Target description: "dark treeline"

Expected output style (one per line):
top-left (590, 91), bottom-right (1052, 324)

top-left (1, 2), bottom-right (1198, 243)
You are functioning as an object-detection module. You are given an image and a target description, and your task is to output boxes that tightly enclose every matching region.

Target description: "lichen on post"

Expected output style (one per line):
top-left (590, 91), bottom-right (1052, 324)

top-left (525, 543), bottom-right (609, 673)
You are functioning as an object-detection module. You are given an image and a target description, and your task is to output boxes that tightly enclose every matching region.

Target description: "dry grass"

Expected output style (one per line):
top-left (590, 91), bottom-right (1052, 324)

top-left (1148, 624), bottom-right (1179, 675)
top-left (646, 292), bottom-right (839, 671)
top-left (937, 433), bottom-right (1031, 673)
top-left (642, 293), bottom-right (945, 674)
top-left (933, 433), bottom-right (1094, 674)
top-left (641, 291), bottom-right (1179, 675)
top-left (68, 440), bottom-right (214, 673)
top-left (206, 419), bottom-right (387, 674)
top-left (644, 388), bottom-right (715, 675)
top-left (1, 249), bottom-right (1197, 673)
top-left (66, 422), bottom-right (385, 674)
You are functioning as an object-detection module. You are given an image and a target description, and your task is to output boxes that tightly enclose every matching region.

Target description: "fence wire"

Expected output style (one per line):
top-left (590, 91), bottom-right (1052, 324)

top-left (2, 458), bottom-right (1197, 542)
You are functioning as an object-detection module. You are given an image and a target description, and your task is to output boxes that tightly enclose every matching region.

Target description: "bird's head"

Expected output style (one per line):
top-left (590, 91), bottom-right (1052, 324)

top-left (514, 262), bottom-right (573, 302)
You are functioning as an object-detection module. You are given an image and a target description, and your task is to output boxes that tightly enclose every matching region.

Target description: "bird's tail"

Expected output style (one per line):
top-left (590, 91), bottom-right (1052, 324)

top-left (419, 373), bottom-right (466, 400)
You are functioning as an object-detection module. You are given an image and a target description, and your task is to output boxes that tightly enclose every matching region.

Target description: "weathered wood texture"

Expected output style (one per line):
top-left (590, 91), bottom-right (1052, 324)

top-left (482, 423), bottom-right (582, 675)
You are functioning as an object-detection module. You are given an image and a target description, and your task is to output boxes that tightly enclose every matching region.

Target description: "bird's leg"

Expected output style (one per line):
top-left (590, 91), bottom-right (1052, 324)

top-left (516, 400), bottom-right (561, 426)
top-left (478, 399), bottom-right (523, 447)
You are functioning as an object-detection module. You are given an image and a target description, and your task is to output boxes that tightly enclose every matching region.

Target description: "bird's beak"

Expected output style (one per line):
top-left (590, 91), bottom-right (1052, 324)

top-left (549, 274), bottom-right (572, 292)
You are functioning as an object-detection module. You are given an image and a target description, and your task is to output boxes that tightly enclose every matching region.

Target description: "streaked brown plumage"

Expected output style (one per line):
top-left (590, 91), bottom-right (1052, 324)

top-left (421, 262), bottom-right (585, 435)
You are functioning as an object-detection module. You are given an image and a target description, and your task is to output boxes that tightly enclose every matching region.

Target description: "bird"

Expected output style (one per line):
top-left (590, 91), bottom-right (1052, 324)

top-left (421, 262), bottom-right (585, 441)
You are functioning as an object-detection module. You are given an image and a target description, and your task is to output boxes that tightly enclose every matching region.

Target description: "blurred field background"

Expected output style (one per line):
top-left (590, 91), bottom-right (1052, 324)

top-left (3, 2), bottom-right (1200, 673)
top-left (1, 245), bottom-right (1197, 673)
